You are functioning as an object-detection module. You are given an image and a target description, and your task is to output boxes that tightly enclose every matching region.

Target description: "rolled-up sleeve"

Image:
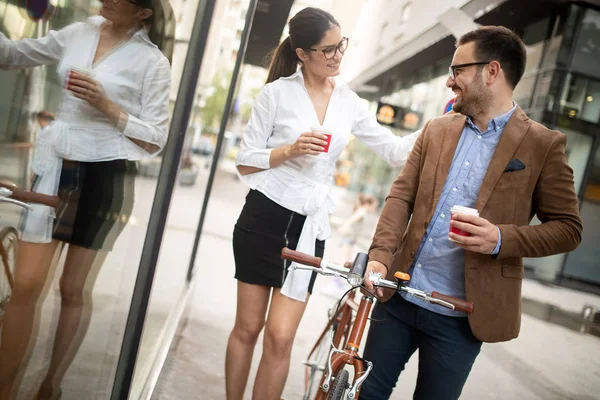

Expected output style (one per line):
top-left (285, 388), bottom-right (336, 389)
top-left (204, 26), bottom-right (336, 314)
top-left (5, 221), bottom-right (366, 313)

top-left (351, 94), bottom-right (420, 168)
top-left (236, 84), bottom-right (276, 169)
top-left (0, 23), bottom-right (82, 69)
top-left (121, 55), bottom-right (171, 154)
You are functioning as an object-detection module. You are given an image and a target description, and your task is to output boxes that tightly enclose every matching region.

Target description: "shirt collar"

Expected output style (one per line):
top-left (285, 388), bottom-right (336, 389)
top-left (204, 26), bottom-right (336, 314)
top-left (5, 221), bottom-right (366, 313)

top-left (281, 67), bottom-right (345, 90)
top-left (88, 16), bottom-right (156, 48)
top-left (280, 67), bottom-right (305, 82)
top-left (466, 101), bottom-right (517, 133)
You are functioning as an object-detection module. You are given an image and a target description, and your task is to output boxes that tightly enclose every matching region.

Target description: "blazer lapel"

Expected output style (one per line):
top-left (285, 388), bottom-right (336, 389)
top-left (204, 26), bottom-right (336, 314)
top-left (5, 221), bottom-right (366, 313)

top-left (475, 106), bottom-right (531, 211)
top-left (432, 114), bottom-right (466, 214)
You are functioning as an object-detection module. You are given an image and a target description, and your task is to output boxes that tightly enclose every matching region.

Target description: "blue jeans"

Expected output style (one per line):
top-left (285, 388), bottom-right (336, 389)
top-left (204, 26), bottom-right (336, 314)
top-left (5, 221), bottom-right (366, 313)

top-left (359, 294), bottom-right (482, 400)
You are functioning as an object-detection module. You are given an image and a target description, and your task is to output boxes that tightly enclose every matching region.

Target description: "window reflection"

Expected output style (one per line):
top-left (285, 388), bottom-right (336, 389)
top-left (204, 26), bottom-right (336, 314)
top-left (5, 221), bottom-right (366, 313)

top-left (0, 0), bottom-right (174, 397)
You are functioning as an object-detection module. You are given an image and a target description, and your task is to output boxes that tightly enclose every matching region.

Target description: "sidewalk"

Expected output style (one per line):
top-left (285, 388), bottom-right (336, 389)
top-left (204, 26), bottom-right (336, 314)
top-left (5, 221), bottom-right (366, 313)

top-left (152, 174), bottom-right (600, 400)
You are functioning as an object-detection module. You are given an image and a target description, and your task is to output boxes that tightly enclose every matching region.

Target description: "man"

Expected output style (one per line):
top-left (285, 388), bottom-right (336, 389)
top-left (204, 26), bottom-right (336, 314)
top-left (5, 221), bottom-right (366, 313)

top-left (360, 26), bottom-right (583, 400)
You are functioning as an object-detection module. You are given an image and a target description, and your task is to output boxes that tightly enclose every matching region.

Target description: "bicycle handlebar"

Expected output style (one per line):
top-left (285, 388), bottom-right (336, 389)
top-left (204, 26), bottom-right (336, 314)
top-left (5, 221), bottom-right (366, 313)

top-left (281, 247), bottom-right (474, 314)
top-left (0, 182), bottom-right (60, 209)
top-left (431, 291), bottom-right (474, 314)
top-left (281, 247), bottom-right (322, 268)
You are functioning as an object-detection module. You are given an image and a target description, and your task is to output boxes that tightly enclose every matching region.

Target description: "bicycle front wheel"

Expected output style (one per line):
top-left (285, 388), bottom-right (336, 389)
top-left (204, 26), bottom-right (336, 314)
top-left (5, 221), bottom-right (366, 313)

top-left (304, 323), bottom-right (333, 400)
top-left (0, 227), bottom-right (18, 319)
top-left (328, 369), bottom-right (349, 400)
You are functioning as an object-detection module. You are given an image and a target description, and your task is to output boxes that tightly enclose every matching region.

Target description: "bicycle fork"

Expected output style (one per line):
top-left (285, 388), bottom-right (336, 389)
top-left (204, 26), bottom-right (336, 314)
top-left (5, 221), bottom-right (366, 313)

top-left (317, 295), bottom-right (375, 400)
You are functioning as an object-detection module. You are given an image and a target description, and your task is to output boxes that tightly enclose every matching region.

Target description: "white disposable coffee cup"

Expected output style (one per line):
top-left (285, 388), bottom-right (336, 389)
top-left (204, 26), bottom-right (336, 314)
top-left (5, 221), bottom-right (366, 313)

top-left (449, 205), bottom-right (479, 237)
top-left (66, 66), bottom-right (94, 88)
top-left (311, 126), bottom-right (332, 153)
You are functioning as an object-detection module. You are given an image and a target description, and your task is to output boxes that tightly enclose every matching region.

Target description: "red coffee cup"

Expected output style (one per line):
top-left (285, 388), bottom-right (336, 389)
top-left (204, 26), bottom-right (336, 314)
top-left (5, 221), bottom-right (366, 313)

top-left (311, 127), bottom-right (332, 153)
top-left (449, 205), bottom-right (479, 237)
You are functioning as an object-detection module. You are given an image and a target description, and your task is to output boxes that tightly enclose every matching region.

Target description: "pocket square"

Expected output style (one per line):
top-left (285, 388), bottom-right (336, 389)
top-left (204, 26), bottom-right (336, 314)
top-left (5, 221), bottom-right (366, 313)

top-left (503, 158), bottom-right (526, 173)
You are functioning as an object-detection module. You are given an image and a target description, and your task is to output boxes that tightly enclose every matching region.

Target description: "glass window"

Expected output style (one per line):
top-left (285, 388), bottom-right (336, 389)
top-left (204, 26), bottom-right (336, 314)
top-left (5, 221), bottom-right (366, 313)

top-left (557, 73), bottom-right (600, 123)
top-left (563, 144), bottom-right (600, 284)
top-left (0, 1), bottom-right (186, 397)
top-left (524, 128), bottom-right (593, 280)
top-left (571, 8), bottom-right (600, 80)
top-left (580, 80), bottom-right (600, 123)
top-left (128, 0), bottom-right (256, 395)
top-left (514, 17), bottom-right (563, 111)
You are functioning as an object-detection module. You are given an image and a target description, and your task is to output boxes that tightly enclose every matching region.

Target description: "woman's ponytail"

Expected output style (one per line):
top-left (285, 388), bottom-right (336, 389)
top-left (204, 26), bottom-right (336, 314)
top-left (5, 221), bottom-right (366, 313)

top-left (265, 36), bottom-right (299, 84)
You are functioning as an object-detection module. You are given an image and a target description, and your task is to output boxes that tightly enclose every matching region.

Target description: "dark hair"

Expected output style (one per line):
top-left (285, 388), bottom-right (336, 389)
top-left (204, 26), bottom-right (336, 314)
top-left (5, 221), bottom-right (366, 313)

top-left (139, 0), bottom-right (175, 61)
top-left (265, 7), bottom-right (339, 83)
top-left (456, 26), bottom-right (526, 89)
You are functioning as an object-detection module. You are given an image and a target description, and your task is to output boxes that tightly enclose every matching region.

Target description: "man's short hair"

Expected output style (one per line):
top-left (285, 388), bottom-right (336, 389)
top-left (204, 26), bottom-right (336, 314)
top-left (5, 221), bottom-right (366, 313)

top-left (457, 26), bottom-right (527, 89)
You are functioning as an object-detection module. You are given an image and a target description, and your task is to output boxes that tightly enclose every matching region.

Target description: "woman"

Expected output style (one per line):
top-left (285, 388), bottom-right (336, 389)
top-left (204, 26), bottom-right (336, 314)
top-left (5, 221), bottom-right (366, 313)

top-left (226, 7), bottom-right (420, 400)
top-left (0, 1), bottom-right (171, 398)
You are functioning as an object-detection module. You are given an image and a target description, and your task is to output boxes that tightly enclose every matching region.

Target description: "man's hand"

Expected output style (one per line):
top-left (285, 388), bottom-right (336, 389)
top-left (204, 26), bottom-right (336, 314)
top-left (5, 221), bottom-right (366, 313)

top-left (364, 260), bottom-right (388, 297)
top-left (448, 213), bottom-right (499, 254)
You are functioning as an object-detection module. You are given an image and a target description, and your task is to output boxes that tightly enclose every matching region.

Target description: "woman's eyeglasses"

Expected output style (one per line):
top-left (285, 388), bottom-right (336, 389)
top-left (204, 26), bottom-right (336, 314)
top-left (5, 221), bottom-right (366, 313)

top-left (307, 37), bottom-right (349, 60)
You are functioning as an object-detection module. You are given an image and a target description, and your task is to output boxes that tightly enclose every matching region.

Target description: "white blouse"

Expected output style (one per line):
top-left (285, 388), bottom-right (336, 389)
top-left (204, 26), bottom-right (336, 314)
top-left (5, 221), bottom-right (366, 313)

top-left (236, 68), bottom-right (420, 301)
top-left (0, 16), bottom-right (171, 242)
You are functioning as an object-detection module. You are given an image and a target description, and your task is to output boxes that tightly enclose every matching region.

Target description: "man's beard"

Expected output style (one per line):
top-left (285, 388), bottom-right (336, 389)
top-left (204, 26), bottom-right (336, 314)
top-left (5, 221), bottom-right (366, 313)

top-left (451, 76), bottom-right (489, 117)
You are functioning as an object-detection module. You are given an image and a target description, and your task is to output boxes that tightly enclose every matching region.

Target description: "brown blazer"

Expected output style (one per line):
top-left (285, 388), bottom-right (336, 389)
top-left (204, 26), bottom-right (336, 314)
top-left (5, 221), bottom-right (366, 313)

top-left (368, 106), bottom-right (583, 343)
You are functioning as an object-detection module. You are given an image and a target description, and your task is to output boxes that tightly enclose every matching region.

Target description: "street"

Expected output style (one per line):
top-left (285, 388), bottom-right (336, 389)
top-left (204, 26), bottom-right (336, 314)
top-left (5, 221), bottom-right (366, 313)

top-left (151, 163), bottom-right (600, 400)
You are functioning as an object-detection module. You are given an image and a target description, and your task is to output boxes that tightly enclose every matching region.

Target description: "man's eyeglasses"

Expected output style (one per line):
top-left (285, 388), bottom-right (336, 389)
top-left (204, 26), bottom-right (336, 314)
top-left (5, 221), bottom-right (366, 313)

top-left (448, 62), bottom-right (490, 80)
top-left (307, 37), bottom-right (349, 60)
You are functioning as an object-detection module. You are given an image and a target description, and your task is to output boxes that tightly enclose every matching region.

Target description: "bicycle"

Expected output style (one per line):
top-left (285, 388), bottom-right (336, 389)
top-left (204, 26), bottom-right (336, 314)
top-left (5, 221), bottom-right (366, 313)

top-left (0, 181), bottom-right (59, 322)
top-left (281, 247), bottom-right (474, 400)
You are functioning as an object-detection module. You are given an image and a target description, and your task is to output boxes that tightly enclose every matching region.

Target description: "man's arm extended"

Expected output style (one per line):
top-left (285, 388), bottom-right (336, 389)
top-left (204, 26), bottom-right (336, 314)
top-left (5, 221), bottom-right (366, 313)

top-left (368, 123), bottom-right (428, 269)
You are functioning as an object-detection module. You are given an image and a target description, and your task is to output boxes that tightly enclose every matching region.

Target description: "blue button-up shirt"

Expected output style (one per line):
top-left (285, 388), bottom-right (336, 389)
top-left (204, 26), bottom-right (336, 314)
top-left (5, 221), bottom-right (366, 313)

top-left (403, 104), bottom-right (517, 317)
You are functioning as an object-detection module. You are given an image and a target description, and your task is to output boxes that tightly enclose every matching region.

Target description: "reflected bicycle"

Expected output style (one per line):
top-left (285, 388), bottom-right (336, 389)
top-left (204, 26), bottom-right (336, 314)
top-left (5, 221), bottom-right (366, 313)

top-left (0, 181), bottom-right (59, 322)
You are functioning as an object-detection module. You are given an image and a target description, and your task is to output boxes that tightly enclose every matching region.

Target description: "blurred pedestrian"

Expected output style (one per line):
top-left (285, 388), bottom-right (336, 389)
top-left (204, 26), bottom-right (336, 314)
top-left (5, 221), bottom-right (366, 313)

top-left (323, 193), bottom-right (378, 298)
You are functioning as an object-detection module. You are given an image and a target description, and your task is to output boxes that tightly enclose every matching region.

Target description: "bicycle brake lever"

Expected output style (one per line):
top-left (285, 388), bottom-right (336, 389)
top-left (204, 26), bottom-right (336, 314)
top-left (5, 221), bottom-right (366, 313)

top-left (291, 265), bottom-right (320, 272)
top-left (368, 270), bottom-right (382, 285)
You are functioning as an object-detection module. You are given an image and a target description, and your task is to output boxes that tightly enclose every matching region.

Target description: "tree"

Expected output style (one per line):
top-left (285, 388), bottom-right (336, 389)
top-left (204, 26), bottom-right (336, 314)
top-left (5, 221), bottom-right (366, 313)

top-left (200, 71), bottom-right (232, 131)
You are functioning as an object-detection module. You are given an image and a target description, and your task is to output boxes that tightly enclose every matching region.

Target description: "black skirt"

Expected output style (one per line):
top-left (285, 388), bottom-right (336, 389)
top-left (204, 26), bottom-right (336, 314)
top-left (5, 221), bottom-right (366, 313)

top-left (28, 159), bottom-right (136, 251)
top-left (233, 189), bottom-right (324, 293)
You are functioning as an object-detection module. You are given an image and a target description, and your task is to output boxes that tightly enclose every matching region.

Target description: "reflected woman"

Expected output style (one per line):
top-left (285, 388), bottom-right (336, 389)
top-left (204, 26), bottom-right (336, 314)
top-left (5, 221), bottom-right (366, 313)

top-left (0, 0), bottom-right (171, 398)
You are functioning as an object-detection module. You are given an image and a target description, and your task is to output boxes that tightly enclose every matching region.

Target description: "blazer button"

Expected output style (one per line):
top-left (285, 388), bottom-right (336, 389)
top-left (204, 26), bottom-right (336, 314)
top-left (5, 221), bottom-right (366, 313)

top-left (410, 251), bottom-right (416, 259)
top-left (424, 222), bottom-right (429, 229)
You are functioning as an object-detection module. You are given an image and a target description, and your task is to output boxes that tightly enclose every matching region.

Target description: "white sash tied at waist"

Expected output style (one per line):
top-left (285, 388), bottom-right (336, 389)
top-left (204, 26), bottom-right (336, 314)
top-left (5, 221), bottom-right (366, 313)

top-left (21, 122), bottom-right (69, 243)
top-left (22, 120), bottom-right (118, 243)
top-left (280, 179), bottom-right (336, 302)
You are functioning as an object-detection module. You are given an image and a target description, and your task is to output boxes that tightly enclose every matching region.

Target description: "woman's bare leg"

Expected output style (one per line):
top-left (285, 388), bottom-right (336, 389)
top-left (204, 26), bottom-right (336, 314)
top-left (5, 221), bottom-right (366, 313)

top-left (0, 240), bottom-right (61, 400)
top-left (252, 288), bottom-right (309, 400)
top-left (36, 245), bottom-right (106, 399)
top-left (225, 281), bottom-right (270, 400)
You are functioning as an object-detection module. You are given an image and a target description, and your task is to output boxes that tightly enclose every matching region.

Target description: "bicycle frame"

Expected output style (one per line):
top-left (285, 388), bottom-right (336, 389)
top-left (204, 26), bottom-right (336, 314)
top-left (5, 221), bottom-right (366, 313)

top-left (315, 293), bottom-right (374, 400)
top-left (303, 295), bottom-right (354, 397)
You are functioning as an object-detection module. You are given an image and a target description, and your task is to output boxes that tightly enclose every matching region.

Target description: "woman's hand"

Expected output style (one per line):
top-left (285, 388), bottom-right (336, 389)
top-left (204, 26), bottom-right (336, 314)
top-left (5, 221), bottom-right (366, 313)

top-left (67, 71), bottom-right (110, 111)
top-left (67, 71), bottom-right (121, 126)
top-left (288, 131), bottom-right (328, 158)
